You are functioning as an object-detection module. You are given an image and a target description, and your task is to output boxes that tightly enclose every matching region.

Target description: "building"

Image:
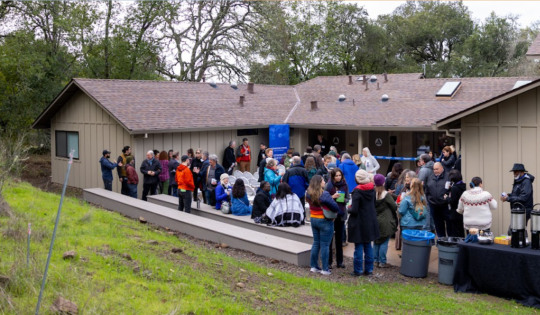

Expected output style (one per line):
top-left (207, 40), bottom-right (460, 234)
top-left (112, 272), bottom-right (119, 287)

top-left (526, 33), bottom-right (540, 62)
top-left (33, 74), bottom-right (540, 234)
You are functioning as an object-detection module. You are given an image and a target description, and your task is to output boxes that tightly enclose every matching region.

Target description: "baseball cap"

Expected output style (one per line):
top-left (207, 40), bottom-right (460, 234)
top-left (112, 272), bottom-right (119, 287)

top-left (103, 149), bottom-right (111, 155)
top-left (181, 155), bottom-right (190, 162)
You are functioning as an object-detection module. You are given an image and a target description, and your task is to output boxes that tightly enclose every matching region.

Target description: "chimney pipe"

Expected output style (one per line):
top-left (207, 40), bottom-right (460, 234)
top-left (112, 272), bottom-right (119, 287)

top-left (365, 81), bottom-right (368, 91)
top-left (311, 101), bottom-right (318, 111)
top-left (239, 95), bottom-right (245, 107)
top-left (363, 75), bottom-right (367, 85)
top-left (348, 75), bottom-right (353, 85)
top-left (247, 82), bottom-right (254, 94)
top-left (202, 75), bottom-right (206, 83)
top-left (377, 82), bottom-right (380, 90)
top-left (384, 73), bottom-right (388, 83)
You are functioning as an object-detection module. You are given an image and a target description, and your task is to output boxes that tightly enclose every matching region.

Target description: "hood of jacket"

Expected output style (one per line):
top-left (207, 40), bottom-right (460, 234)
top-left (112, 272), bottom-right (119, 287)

top-left (423, 161), bottom-right (434, 170)
top-left (177, 164), bottom-right (189, 172)
top-left (341, 159), bottom-right (356, 166)
top-left (515, 173), bottom-right (535, 184)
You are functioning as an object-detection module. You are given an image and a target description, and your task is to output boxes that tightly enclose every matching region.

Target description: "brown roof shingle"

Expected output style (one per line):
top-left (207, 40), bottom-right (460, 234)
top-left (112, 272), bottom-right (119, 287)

top-left (527, 33), bottom-right (540, 56)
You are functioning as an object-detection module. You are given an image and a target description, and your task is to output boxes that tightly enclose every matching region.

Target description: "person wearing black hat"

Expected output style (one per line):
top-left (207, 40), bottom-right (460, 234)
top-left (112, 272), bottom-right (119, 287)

top-left (501, 163), bottom-right (535, 224)
top-left (99, 150), bottom-right (122, 191)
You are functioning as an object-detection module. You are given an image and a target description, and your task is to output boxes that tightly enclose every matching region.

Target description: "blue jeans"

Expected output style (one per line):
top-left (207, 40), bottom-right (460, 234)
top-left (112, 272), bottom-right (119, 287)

top-left (127, 183), bottom-right (138, 199)
top-left (171, 185), bottom-right (178, 197)
top-left (103, 179), bottom-right (112, 191)
top-left (353, 242), bottom-right (374, 274)
top-left (204, 190), bottom-right (211, 205)
top-left (310, 218), bottom-right (334, 271)
top-left (373, 237), bottom-right (390, 264)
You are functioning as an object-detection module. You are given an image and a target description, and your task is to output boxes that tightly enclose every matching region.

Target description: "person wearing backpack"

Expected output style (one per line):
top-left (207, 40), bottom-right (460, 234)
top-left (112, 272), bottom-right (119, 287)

top-left (373, 174), bottom-right (398, 268)
top-left (398, 178), bottom-right (428, 231)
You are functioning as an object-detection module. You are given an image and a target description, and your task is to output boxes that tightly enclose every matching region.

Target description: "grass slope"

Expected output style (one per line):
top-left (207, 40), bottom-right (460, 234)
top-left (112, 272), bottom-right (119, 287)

top-left (0, 182), bottom-right (535, 314)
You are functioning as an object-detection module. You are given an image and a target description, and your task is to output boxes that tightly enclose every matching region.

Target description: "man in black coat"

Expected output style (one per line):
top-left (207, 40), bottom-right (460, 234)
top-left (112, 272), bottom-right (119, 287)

top-left (501, 163), bottom-right (535, 224)
top-left (222, 141), bottom-right (237, 175)
top-left (313, 134), bottom-right (329, 156)
top-left (257, 143), bottom-right (267, 167)
top-left (258, 148), bottom-right (273, 182)
top-left (140, 150), bottom-right (162, 201)
top-left (425, 162), bottom-right (450, 237)
top-left (194, 153), bottom-right (225, 205)
top-left (168, 152), bottom-right (180, 197)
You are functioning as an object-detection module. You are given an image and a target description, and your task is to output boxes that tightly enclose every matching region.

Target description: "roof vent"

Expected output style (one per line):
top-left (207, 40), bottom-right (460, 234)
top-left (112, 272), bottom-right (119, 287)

top-left (247, 82), bottom-right (254, 94)
top-left (338, 94), bottom-right (346, 102)
top-left (311, 101), bottom-right (318, 111)
top-left (370, 75), bottom-right (377, 83)
top-left (383, 73), bottom-right (388, 82)
top-left (436, 81), bottom-right (461, 98)
top-left (209, 79), bottom-right (217, 88)
top-left (348, 75), bottom-right (353, 85)
top-left (239, 95), bottom-right (245, 107)
top-left (513, 81), bottom-right (532, 89)
top-left (382, 94), bottom-right (389, 102)
top-left (231, 82), bottom-right (238, 90)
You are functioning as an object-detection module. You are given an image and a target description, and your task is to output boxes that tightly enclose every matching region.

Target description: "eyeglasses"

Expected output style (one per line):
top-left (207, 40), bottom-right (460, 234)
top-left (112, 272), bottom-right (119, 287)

top-left (196, 151), bottom-right (201, 154)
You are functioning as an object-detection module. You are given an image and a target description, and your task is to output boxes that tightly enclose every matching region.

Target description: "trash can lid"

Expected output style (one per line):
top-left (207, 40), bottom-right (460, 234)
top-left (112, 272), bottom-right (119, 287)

top-left (402, 229), bottom-right (435, 241)
top-left (437, 237), bottom-right (464, 246)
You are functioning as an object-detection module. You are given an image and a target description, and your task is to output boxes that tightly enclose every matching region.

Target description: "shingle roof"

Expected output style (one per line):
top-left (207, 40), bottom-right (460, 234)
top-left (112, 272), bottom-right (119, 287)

top-left (527, 33), bottom-right (540, 56)
top-left (32, 74), bottom-right (540, 132)
top-left (289, 74), bottom-right (540, 128)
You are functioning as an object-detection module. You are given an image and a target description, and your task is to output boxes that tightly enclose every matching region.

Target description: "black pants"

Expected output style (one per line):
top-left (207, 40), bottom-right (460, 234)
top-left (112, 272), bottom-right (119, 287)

top-left (450, 219), bottom-right (465, 238)
top-left (178, 190), bottom-right (192, 213)
top-left (329, 218), bottom-right (344, 266)
top-left (142, 183), bottom-right (158, 201)
top-left (103, 179), bottom-right (112, 191)
top-left (120, 177), bottom-right (129, 195)
top-left (430, 203), bottom-right (452, 237)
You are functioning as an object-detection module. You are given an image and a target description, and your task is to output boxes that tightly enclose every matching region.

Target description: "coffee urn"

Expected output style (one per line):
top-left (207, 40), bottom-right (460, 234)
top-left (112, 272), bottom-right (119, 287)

top-left (511, 203), bottom-right (527, 248)
top-left (531, 205), bottom-right (540, 250)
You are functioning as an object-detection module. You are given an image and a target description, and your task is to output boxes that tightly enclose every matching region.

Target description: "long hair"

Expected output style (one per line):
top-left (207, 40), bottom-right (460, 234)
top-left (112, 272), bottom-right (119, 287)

top-left (158, 151), bottom-right (168, 160)
top-left (305, 156), bottom-right (316, 170)
top-left (276, 183), bottom-right (293, 200)
top-left (376, 186), bottom-right (386, 200)
top-left (330, 168), bottom-right (344, 184)
top-left (232, 180), bottom-right (246, 199)
top-left (390, 163), bottom-right (403, 180)
top-left (407, 178), bottom-right (427, 212)
top-left (307, 175), bottom-right (324, 207)
top-left (187, 148), bottom-right (195, 158)
top-left (396, 168), bottom-right (411, 186)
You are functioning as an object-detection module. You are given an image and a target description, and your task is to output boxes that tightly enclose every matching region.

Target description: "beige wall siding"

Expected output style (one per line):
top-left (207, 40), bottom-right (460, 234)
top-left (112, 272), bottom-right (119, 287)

top-left (51, 91), bottom-right (132, 193)
top-left (461, 87), bottom-right (540, 235)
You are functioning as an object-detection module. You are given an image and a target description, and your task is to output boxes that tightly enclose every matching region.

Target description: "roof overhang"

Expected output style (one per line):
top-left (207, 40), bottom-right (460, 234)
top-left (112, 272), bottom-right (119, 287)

top-left (435, 78), bottom-right (540, 129)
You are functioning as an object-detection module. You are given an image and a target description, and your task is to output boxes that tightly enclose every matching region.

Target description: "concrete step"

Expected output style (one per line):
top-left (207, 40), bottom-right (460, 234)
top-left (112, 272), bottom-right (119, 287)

top-left (84, 188), bottom-right (311, 266)
top-left (146, 194), bottom-right (313, 244)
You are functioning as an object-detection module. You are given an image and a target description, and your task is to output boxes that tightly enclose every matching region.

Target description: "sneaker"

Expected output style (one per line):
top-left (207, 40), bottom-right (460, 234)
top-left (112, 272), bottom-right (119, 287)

top-left (364, 271), bottom-right (373, 276)
top-left (337, 264), bottom-right (346, 269)
top-left (321, 270), bottom-right (332, 276)
top-left (310, 267), bottom-right (321, 273)
top-left (350, 271), bottom-right (362, 277)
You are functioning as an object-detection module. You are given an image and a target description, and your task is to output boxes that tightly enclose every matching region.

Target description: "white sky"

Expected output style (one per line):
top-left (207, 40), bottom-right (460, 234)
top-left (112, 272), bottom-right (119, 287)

top-left (359, 1), bottom-right (540, 27)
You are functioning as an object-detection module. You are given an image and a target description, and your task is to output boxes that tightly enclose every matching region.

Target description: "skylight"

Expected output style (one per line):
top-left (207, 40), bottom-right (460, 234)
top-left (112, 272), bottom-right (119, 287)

top-left (436, 82), bottom-right (461, 98)
top-left (513, 81), bottom-right (532, 90)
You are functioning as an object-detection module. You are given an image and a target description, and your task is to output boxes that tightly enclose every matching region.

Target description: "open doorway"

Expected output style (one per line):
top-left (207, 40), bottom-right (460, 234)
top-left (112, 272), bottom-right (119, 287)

top-left (308, 129), bottom-right (347, 155)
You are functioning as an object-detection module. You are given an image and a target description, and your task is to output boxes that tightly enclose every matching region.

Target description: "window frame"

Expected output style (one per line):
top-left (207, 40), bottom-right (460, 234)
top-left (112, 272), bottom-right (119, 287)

top-left (55, 130), bottom-right (79, 160)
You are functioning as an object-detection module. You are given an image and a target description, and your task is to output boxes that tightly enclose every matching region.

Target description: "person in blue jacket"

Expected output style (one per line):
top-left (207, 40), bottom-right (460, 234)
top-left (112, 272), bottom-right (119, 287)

top-left (214, 173), bottom-right (231, 210)
top-left (264, 159), bottom-right (282, 198)
top-left (282, 156), bottom-right (309, 216)
top-left (338, 153), bottom-right (359, 193)
top-left (231, 180), bottom-right (252, 216)
top-left (99, 149), bottom-right (122, 191)
top-left (398, 178), bottom-right (428, 230)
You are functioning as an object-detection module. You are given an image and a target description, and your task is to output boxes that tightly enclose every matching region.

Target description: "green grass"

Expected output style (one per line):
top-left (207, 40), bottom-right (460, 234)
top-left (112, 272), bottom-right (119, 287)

top-left (0, 181), bottom-right (536, 314)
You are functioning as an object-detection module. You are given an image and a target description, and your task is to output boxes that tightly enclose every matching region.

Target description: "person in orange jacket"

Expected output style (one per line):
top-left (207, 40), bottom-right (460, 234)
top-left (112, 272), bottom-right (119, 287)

top-left (176, 155), bottom-right (195, 213)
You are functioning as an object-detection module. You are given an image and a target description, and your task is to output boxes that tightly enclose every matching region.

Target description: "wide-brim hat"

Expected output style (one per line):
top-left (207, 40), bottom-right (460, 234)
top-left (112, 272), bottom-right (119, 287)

top-left (510, 163), bottom-right (528, 173)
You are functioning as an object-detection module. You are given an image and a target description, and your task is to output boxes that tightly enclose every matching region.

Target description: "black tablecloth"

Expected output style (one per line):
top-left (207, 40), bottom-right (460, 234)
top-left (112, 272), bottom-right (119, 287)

top-left (454, 242), bottom-right (540, 308)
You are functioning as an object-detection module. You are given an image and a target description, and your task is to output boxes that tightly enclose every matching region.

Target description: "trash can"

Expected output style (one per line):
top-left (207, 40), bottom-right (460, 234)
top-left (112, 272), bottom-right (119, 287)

top-left (400, 230), bottom-right (435, 278)
top-left (436, 237), bottom-right (463, 285)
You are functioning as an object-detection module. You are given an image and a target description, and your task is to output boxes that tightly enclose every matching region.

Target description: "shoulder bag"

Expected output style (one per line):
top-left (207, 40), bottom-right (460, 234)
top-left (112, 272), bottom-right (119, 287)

top-left (221, 201), bottom-right (231, 214)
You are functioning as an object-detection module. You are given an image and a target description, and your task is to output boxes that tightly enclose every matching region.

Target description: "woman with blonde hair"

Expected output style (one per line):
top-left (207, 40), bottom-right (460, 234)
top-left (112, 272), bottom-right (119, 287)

top-left (352, 154), bottom-right (366, 170)
top-left (398, 178), bottom-right (428, 230)
top-left (441, 146), bottom-right (456, 173)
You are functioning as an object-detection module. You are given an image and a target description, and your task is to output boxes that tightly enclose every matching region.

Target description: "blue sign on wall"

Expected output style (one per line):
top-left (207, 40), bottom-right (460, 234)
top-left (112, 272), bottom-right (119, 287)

top-left (269, 124), bottom-right (290, 163)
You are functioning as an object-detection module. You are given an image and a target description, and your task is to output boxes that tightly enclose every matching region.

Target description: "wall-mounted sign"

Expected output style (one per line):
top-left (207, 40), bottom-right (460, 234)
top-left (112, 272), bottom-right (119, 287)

top-left (375, 138), bottom-right (383, 147)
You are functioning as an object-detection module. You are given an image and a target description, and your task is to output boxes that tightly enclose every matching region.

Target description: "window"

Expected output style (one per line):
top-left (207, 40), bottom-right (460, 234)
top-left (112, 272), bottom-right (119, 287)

top-left (55, 131), bottom-right (79, 159)
top-left (236, 129), bottom-right (258, 136)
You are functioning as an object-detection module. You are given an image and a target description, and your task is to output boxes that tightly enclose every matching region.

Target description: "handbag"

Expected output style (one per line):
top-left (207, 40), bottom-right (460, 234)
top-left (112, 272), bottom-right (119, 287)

top-left (221, 202), bottom-right (231, 214)
top-left (323, 208), bottom-right (337, 220)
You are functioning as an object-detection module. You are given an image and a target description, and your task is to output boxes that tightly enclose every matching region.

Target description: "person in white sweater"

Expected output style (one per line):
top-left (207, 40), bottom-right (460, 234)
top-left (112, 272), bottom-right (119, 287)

top-left (361, 147), bottom-right (380, 174)
top-left (457, 177), bottom-right (498, 231)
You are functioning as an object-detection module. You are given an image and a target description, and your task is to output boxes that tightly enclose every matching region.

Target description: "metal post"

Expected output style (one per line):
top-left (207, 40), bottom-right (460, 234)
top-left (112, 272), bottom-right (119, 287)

top-left (27, 223), bottom-right (31, 267)
top-left (35, 151), bottom-right (74, 315)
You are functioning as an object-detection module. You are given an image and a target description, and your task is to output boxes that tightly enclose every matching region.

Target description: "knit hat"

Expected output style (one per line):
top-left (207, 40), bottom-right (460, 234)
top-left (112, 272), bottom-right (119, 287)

top-left (220, 173), bottom-right (229, 185)
top-left (126, 156), bottom-right (134, 164)
top-left (355, 170), bottom-right (370, 185)
top-left (374, 174), bottom-right (385, 187)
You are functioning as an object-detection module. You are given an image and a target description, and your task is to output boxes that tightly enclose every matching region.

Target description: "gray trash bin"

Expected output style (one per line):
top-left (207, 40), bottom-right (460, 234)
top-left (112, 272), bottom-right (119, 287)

top-left (400, 230), bottom-right (435, 278)
top-left (436, 237), bottom-right (463, 285)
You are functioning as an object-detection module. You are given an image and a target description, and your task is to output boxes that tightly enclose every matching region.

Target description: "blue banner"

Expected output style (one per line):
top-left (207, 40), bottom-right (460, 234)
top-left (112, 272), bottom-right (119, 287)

top-left (269, 124), bottom-right (290, 163)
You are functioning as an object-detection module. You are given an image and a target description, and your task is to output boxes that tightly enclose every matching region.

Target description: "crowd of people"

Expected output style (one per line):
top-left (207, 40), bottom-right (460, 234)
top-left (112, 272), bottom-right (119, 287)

top-left (98, 137), bottom-right (535, 277)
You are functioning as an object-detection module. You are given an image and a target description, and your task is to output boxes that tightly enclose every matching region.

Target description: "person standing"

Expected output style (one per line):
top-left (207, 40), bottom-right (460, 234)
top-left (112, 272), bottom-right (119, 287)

top-left (195, 154), bottom-right (224, 206)
top-left (282, 149), bottom-right (294, 170)
top-left (325, 168), bottom-right (350, 269)
top-left (313, 134), bottom-right (329, 156)
top-left (175, 155), bottom-right (195, 213)
top-left (258, 148), bottom-right (273, 182)
top-left (352, 154), bottom-right (366, 171)
top-left (125, 156), bottom-right (138, 198)
top-left (191, 149), bottom-right (204, 201)
top-left (501, 163), bottom-right (535, 225)
top-left (117, 146), bottom-right (132, 196)
top-left (316, 155), bottom-right (333, 182)
top-left (257, 143), bottom-right (267, 167)
top-left (312, 145), bottom-right (324, 169)
top-left (417, 154), bottom-right (434, 184)
top-left (458, 177), bottom-right (498, 233)
top-left (100, 149), bottom-right (121, 191)
top-left (338, 153), bottom-right (359, 193)
top-left (222, 141), bottom-right (237, 175)
top-left (140, 150), bottom-right (162, 201)
top-left (425, 162), bottom-right (450, 237)
top-left (348, 170), bottom-right (380, 276)
top-left (398, 178), bottom-right (428, 231)
top-left (385, 163), bottom-right (403, 193)
top-left (373, 174), bottom-right (397, 268)
top-left (306, 175), bottom-right (341, 275)
top-left (361, 147), bottom-right (380, 174)
top-left (236, 138), bottom-right (251, 172)
top-left (158, 151), bottom-right (170, 194)
top-left (264, 159), bottom-right (283, 198)
top-left (445, 170), bottom-right (466, 237)
top-left (282, 156), bottom-right (309, 218)
top-left (301, 146), bottom-right (314, 166)
top-left (168, 152), bottom-right (180, 197)
top-left (440, 146), bottom-right (456, 174)
top-left (305, 156), bottom-right (318, 182)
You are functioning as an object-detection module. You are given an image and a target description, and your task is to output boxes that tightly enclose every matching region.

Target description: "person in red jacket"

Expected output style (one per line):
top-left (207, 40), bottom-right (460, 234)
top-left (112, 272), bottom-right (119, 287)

top-left (236, 138), bottom-right (251, 172)
top-left (125, 156), bottom-right (138, 199)
top-left (176, 155), bottom-right (195, 213)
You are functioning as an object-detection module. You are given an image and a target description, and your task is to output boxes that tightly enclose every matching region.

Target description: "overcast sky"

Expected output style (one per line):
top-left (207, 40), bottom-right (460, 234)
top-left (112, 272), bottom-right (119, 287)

top-left (360, 1), bottom-right (540, 27)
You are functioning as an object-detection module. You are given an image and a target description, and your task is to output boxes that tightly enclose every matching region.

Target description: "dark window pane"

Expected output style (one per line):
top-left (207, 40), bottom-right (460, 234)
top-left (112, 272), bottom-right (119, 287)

top-left (56, 131), bottom-right (67, 157)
